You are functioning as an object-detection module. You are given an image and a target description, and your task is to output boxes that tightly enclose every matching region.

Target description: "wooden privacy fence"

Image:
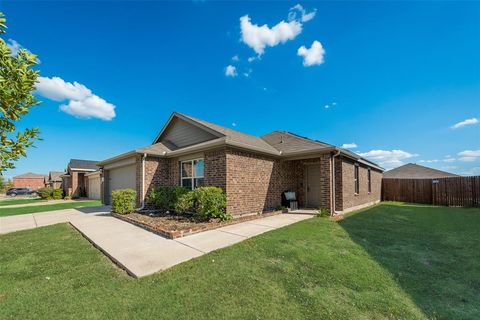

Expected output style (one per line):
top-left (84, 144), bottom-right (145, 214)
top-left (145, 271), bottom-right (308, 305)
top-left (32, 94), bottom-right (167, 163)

top-left (382, 176), bottom-right (480, 207)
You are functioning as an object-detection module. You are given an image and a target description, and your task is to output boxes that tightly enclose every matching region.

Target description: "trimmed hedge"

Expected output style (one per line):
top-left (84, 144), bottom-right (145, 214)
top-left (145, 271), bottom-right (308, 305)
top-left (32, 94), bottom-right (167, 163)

top-left (111, 189), bottom-right (136, 214)
top-left (148, 186), bottom-right (189, 211)
top-left (37, 188), bottom-right (63, 200)
top-left (176, 187), bottom-right (230, 221)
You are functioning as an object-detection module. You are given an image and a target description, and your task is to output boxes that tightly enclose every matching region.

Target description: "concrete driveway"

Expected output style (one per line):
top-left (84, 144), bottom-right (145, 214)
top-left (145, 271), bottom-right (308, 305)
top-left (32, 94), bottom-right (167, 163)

top-left (1, 206), bottom-right (313, 278)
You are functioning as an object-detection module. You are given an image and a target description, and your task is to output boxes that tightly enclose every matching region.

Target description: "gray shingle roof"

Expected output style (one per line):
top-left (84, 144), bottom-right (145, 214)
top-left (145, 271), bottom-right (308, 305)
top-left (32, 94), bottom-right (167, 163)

top-left (383, 163), bottom-right (459, 179)
top-left (261, 131), bottom-right (333, 154)
top-left (48, 171), bottom-right (65, 182)
top-left (136, 142), bottom-right (171, 155)
top-left (68, 159), bottom-right (99, 171)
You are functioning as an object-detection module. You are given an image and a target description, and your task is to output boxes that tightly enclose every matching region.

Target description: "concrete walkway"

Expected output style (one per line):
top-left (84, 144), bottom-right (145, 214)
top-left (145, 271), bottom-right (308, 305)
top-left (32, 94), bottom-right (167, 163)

top-left (1, 207), bottom-right (312, 278)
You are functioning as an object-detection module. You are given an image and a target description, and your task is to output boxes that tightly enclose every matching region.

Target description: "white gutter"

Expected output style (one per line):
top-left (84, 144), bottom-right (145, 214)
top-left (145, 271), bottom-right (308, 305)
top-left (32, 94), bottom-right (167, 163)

top-left (137, 153), bottom-right (147, 211)
top-left (331, 149), bottom-right (341, 216)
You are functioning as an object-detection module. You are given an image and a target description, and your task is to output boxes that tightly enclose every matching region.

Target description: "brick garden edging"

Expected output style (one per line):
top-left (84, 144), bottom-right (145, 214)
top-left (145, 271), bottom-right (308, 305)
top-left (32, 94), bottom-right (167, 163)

top-left (112, 211), bottom-right (281, 239)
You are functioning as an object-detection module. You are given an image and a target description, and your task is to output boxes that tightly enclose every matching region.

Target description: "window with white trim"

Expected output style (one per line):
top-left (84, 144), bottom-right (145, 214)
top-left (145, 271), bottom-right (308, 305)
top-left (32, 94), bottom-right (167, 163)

top-left (354, 164), bottom-right (359, 194)
top-left (181, 159), bottom-right (204, 189)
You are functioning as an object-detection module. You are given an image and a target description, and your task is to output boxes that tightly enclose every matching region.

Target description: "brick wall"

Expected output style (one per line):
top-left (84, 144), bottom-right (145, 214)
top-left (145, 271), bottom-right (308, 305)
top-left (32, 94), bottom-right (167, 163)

top-left (338, 157), bottom-right (382, 211)
top-left (225, 148), bottom-right (302, 216)
top-left (12, 178), bottom-right (45, 190)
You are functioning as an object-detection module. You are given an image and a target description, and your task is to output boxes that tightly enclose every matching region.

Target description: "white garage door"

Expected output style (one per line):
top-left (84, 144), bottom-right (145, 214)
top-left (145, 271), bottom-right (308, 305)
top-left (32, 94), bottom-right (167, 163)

top-left (87, 175), bottom-right (101, 200)
top-left (108, 164), bottom-right (136, 202)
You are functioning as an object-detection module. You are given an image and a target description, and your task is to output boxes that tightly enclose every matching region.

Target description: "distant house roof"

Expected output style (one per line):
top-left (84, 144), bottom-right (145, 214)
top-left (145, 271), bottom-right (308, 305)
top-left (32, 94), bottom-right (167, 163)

top-left (99, 112), bottom-right (384, 171)
top-left (48, 171), bottom-right (65, 182)
top-left (68, 159), bottom-right (99, 171)
top-left (383, 163), bottom-right (459, 179)
top-left (13, 172), bottom-right (46, 179)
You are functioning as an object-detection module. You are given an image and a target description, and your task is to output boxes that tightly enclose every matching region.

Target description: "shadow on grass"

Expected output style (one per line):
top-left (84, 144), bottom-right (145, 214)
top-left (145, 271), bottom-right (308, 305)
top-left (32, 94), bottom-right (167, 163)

top-left (338, 202), bottom-right (480, 320)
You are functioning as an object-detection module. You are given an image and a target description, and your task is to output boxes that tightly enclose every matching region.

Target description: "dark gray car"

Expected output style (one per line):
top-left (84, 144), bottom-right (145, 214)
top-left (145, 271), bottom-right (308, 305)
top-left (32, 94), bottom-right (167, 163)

top-left (6, 188), bottom-right (36, 197)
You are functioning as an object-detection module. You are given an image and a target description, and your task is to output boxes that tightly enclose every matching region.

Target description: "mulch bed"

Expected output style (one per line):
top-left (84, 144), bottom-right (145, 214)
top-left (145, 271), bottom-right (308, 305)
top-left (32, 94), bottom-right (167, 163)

top-left (112, 211), bottom-right (281, 239)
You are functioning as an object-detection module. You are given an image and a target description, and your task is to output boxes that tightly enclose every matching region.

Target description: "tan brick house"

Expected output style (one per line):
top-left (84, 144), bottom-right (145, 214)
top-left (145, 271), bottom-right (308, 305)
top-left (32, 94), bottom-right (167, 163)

top-left (98, 112), bottom-right (383, 215)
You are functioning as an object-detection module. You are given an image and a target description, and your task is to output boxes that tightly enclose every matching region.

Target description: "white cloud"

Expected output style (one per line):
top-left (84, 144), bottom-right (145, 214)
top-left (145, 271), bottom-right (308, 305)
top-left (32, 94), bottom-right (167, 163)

top-left (463, 167), bottom-right (480, 176)
top-left (359, 149), bottom-right (418, 169)
top-left (288, 4), bottom-right (316, 22)
top-left (232, 122), bottom-right (237, 127)
top-left (341, 143), bottom-right (358, 149)
top-left (458, 150), bottom-right (480, 157)
top-left (6, 39), bottom-right (22, 56)
top-left (225, 65), bottom-right (237, 77)
top-left (297, 40), bottom-right (325, 66)
top-left (35, 76), bottom-right (116, 121)
top-left (231, 55), bottom-right (239, 61)
top-left (240, 15), bottom-right (303, 56)
top-left (247, 56), bottom-right (257, 63)
top-left (457, 150), bottom-right (480, 162)
top-left (451, 118), bottom-right (478, 129)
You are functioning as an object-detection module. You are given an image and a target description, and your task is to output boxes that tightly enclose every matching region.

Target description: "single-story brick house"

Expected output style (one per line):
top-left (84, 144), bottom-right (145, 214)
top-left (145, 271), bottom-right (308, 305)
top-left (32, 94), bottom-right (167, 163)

top-left (12, 172), bottom-right (46, 190)
top-left (46, 171), bottom-right (65, 189)
top-left (61, 159), bottom-right (101, 199)
top-left (98, 112), bottom-right (383, 215)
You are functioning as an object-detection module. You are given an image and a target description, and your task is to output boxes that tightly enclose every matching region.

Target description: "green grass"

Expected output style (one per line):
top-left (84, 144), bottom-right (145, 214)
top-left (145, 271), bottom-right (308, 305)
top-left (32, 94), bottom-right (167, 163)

top-left (0, 203), bottom-right (478, 319)
top-left (0, 198), bottom-right (45, 207)
top-left (0, 200), bottom-right (102, 217)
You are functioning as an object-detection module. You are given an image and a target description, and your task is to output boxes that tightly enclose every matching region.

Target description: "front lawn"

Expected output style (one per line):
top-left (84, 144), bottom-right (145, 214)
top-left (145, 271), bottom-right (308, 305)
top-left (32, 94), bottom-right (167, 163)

top-left (0, 202), bottom-right (478, 319)
top-left (0, 198), bottom-right (44, 207)
top-left (0, 200), bottom-right (102, 217)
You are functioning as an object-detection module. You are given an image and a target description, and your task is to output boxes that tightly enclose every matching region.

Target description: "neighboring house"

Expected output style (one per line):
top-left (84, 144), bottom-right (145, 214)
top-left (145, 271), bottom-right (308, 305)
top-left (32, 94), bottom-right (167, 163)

top-left (62, 159), bottom-right (101, 199)
top-left (384, 163), bottom-right (459, 179)
top-left (98, 112), bottom-right (384, 215)
top-left (46, 171), bottom-right (65, 189)
top-left (12, 173), bottom-right (46, 190)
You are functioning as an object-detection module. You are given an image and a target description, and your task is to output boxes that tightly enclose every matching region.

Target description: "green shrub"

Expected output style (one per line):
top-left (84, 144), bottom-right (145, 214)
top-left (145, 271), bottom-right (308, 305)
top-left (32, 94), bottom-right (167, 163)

top-left (52, 189), bottom-right (63, 200)
top-left (316, 208), bottom-right (330, 218)
top-left (111, 189), bottom-right (136, 214)
top-left (37, 187), bottom-right (53, 200)
top-left (148, 186), bottom-right (188, 210)
top-left (64, 195), bottom-right (72, 200)
top-left (176, 187), bottom-right (230, 221)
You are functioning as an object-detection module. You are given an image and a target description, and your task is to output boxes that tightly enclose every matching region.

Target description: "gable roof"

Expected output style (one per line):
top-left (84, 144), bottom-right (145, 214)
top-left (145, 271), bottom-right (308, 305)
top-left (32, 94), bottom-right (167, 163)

top-left (99, 112), bottom-right (383, 171)
top-left (13, 172), bottom-right (46, 179)
top-left (68, 159), bottom-right (99, 171)
top-left (383, 163), bottom-right (459, 179)
top-left (152, 112), bottom-right (280, 155)
top-left (48, 171), bottom-right (65, 182)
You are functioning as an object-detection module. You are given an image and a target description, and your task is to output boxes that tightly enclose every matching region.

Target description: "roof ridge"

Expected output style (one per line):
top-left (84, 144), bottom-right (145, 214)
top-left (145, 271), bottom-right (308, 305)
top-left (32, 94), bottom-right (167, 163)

top-left (270, 130), bottom-right (335, 147)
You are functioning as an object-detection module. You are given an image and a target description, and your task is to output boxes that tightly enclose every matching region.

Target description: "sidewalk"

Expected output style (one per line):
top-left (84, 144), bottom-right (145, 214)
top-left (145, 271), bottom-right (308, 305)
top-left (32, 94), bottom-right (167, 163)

top-left (1, 207), bottom-right (313, 278)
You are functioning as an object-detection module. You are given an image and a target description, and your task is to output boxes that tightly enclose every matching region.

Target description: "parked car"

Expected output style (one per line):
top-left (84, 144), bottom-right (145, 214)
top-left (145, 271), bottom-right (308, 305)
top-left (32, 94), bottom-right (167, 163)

top-left (6, 188), bottom-right (37, 197)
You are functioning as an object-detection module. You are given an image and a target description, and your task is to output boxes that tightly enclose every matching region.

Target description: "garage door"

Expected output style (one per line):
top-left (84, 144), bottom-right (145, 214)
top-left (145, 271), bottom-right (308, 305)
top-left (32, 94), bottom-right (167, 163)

top-left (87, 175), bottom-right (101, 200)
top-left (108, 164), bottom-right (136, 203)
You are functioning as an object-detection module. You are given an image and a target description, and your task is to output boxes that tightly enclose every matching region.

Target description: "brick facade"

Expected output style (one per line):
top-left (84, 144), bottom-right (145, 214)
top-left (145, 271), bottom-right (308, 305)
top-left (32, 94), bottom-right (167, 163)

top-left (12, 177), bottom-right (45, 190)
top-left (129, 148), bottom-right (382, 216)
top-left (335, 156), bottom-right (382, 211)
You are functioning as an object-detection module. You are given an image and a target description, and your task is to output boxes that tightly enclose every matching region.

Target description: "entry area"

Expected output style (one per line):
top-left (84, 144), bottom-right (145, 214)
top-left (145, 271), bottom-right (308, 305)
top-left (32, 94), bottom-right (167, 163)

top-left (305, 164), bottom-right (321, 208)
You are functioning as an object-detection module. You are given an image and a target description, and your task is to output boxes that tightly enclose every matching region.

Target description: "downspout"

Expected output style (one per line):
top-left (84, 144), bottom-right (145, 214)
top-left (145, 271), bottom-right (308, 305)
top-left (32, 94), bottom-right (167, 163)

top-left (137, 153), bottom-right (147, 211)
top-left (331, 149), bottom-right (341, 216)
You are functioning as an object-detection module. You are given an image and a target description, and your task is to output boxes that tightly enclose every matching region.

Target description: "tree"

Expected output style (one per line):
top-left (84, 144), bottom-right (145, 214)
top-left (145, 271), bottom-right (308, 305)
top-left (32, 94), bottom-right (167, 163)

top-left (0, 12), bottom-right (41, 172)
top-left (0, 174), bottom-right (5, 193)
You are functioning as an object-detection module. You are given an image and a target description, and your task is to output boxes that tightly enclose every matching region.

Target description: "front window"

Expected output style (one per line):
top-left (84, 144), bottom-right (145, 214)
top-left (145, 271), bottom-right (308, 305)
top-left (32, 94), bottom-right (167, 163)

top-left (181, 159), bottom-right (204, 189)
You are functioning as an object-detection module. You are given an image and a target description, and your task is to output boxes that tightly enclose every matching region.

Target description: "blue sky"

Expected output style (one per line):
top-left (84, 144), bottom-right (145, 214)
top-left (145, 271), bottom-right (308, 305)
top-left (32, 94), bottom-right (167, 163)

top-left (1, 1), bottom-right (479, 179)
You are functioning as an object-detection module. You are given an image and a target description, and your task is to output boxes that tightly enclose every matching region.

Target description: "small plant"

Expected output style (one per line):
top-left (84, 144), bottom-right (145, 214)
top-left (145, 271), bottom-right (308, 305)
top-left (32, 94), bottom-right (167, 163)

top-left (148, 186), bottom-right (189, 211)
top-left (111, 188), bottom-right (136, 214)
top-left (52, 188), bottom-right (63, 200)
top-left (175, 187), bottom-right (231, 221)
top-left (64, 195), bottom-right (72, 200)
top-left (37, 187), bottom-right (53, 200)
top-left (316, 208), bottom-right (330, 218)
